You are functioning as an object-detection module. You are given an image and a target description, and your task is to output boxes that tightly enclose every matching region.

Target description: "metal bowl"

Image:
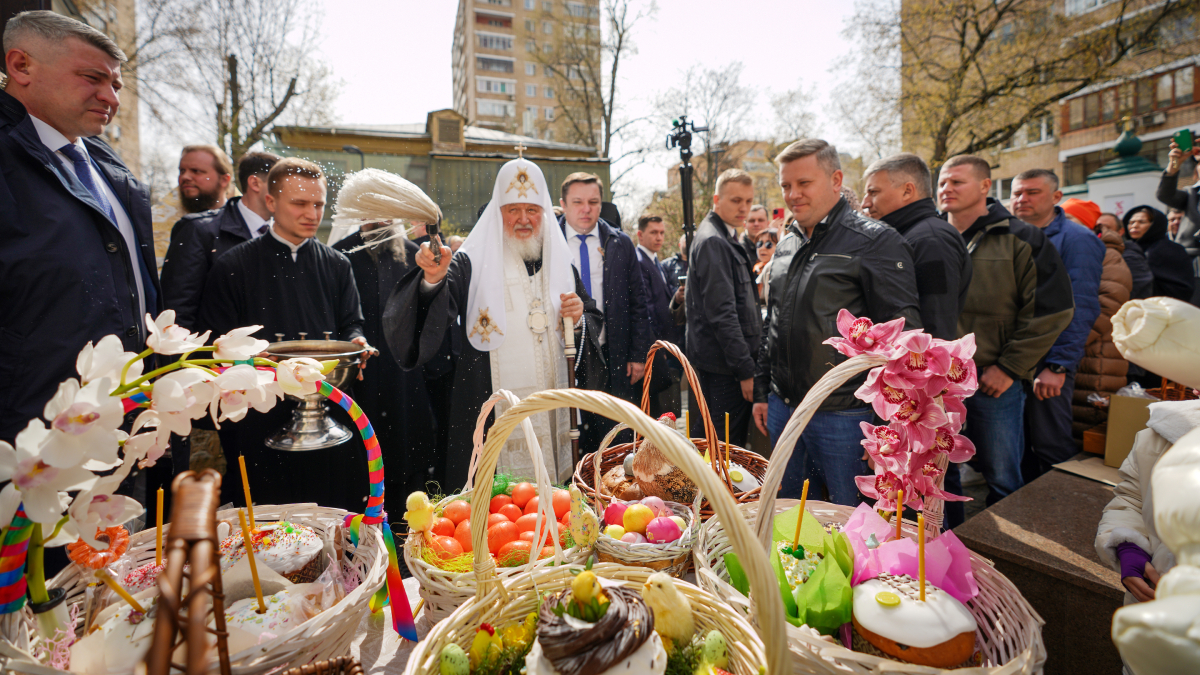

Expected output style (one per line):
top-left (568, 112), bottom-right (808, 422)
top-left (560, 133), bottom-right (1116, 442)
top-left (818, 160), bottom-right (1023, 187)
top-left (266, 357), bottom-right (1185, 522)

top-left (264, 340), bottom-right (366, 391)
top-left (263, 339), bottom-right (367, 451)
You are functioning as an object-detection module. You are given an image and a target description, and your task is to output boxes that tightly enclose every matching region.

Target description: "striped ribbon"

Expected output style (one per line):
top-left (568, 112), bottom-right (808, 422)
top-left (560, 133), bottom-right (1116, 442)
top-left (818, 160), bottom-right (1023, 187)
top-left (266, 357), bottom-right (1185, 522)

top-left (0, 507), bottom-right (34, 614)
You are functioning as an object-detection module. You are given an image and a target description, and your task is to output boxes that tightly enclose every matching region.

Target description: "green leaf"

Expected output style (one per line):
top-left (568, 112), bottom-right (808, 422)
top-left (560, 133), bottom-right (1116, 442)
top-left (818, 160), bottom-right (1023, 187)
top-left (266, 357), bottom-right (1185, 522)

top-left (723, 553), bottom-right (750, 596)
top-left (772, 506), bottom-right (826, 554)
top-left (770, 548), bottom-right (801, 626)
top-left (794, 555), bottom-right (852, 635)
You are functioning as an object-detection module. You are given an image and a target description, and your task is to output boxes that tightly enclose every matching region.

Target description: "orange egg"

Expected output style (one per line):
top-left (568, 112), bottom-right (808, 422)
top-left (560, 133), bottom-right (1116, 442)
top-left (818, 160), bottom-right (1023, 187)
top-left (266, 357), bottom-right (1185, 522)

top-left (453, 519), bottom-right (472, 549)
top-left (487, 513), bottom-right (510, 527)
top-left (515, 513), bottom-right (539, 533)
top-left (431, 535), bottom-right (464, 561)
top-left (519, 531), bottom-right (536, 543)
top-left (510, 482), bottom-right (536, 509)
top-left (489, 494), bottom-right (513, 514)
top-left (552, 490), bottom-right (571, 519)
top-left (496, 540), bottom-right (532, 567)
top-left (498, 503), bottom-right (523, 523)
top-left (431, 517), bottom-right (455, 537)
top-left (487, 521), bottom-right (520, 554)
top-left (523, 496), bottom-right (540, 515)
top-left (538, 545), bottom-right (556, 560)
top-left (442, 500), bottom-right (471, 525)
top-left (557, 522), bottom-right (568, 546)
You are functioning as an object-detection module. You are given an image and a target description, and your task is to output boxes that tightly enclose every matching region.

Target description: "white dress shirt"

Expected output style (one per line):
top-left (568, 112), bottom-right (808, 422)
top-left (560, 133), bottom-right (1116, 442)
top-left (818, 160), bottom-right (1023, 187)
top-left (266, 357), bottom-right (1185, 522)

top-left (237, 199), bottom-right (271, 239)
top-left (636, 244), bottom-right (667, 285)
top-left (30, 115), bottom-right (145, 317)
top-left (567, 224), bottom-right (605, 309)
top-left (268, 224), bottom-right (310, 261)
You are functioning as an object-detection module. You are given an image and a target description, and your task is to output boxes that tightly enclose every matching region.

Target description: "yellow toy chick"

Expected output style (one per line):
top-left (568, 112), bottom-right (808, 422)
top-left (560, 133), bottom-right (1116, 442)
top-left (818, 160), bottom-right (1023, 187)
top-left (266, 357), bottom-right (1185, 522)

top-left (500, 611), bottom-right (538, 651)
top-left (567, 485), bottom-right (599, 547)
top-left (571, 569), bottom-right (607, 609)
top-left (404, 491), bottom-right (435, 543)
top-left (467, 623), bottom-right (504, 669)
top-left (642, 572), bottom-right (694, 653)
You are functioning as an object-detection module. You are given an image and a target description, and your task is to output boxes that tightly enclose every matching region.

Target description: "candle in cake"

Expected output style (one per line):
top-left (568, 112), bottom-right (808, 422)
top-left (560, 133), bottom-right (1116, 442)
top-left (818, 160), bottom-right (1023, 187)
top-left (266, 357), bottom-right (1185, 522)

top-left (95, 569), bottom-right (145, 614)
top-left (239, 455), bottom-right (256, 529)
top-left (792, 479), bottom-right (810, 549)
top-left (724, 412), bottom-right (731, 474)
top-left (918, 512), bottom-right (926, 602)
top-left (895, 489), bottom-right (904, 540)
top-left (155, 488), bottom-right (163, 566)
top-left (238, 509), bottom-right (267, 614)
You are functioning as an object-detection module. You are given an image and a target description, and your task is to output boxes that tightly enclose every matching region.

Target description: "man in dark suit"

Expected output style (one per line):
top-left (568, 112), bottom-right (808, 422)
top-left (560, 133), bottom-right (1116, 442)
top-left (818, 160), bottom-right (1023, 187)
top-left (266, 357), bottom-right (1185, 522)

top-left (635, 215), bottom-right (683, 417)
top-left (161, 151), bottom-right (279, 330)
top-left (0, 11), bottom-right (161, 443)
top-left (559, 172), bottom-right (653, 448)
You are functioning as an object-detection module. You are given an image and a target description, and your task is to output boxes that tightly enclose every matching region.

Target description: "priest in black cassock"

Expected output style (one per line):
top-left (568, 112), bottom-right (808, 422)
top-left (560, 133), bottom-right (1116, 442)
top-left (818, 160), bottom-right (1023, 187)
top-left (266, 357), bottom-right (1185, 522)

top-left (384, 157), bottom-right (603, 488)
top-left (198, 157), bottom-right (373, 511)
top-left (329, 168), bottom-right (442, 498)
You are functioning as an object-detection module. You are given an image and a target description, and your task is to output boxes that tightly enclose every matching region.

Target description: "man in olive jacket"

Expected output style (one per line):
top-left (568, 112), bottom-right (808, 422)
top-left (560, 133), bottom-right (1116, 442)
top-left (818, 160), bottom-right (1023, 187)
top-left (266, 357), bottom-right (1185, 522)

top-left (938, 156), bottom-right (1074, 507)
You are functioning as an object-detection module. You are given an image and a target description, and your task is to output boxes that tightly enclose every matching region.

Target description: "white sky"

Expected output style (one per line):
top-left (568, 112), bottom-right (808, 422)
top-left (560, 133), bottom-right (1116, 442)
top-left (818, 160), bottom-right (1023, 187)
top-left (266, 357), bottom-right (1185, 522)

top-left (316, 0), bottom-right (860, 206)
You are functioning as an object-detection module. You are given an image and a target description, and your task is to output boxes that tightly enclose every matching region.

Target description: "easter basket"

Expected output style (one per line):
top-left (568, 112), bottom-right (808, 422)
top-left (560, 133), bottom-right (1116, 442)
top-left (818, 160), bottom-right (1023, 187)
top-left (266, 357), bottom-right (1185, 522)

top-left (694, 354), bottom-right (1047, 674)
top-left (401, 387), bottom-right (791, 675)
top-left (403, 390), bottom-right (590, 624)
top-left (589, 422), bottom-right (701, 577)
top-left (572, 341), bottom-right (769, 521)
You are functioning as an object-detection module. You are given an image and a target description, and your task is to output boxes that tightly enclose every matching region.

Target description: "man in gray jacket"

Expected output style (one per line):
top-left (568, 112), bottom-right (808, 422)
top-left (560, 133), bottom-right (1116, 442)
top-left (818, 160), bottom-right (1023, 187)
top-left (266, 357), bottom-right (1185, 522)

top-left (1156, 140), bottom-right (1200, 305)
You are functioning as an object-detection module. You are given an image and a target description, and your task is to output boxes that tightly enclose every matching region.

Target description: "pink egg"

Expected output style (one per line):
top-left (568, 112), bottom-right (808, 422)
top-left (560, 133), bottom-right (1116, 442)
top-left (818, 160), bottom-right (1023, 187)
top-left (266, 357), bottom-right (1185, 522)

top-left (620, 531), bottom-right (648, 544)
top-left (604, 501), bottom-right (629, 527)
top-left (645, 516), bottom-right (682, 543)
top-left (640, 496), bottom-right (668, 517)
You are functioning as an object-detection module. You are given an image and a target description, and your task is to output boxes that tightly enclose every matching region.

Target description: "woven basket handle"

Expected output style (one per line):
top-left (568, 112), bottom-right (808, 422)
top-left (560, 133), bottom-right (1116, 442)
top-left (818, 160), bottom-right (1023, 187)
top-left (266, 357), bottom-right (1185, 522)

top-left (753, 354), bottom-right (888, 550)
top-left (638, 341), bottom-right (718, 449)
top-left (474, 389), bottom-right (789, 674)
top-left (590, 423), bottom-right (703, 521)
top-left (466, 390), bottom-right (569, 574)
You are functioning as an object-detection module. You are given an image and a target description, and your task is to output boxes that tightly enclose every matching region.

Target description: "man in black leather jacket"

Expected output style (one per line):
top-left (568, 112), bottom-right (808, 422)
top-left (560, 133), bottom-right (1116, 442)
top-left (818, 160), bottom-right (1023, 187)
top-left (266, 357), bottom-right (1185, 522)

top-left (753, 140), bottom-right (921, 505)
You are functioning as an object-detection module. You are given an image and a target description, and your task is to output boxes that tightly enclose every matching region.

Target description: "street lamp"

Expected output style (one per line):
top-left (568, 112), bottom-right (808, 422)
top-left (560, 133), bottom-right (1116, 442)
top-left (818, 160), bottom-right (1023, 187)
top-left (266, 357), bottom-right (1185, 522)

top-left (342, 144), bottom-right (365, 171)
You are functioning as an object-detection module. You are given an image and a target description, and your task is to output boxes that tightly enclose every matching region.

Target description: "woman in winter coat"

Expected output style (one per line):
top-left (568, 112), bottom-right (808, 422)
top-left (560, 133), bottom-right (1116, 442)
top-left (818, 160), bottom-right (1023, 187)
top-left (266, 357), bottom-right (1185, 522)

top-left (1123, 206), bottom-right (1196, 301)
top-left (1072, 230), bottom-right (1133, 441)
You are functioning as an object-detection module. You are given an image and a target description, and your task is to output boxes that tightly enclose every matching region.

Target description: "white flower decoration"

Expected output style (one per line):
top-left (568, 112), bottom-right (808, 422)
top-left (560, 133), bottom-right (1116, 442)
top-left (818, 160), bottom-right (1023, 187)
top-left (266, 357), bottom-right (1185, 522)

top-left (0, 421), bottom-right (96, 528)
top-left (68, 471), bottom-right (144, 550)
top-left (211, 365), bottom-right (282, 425)
top-left (276, 358), bottom-right (325, 397)
top-left (213, 326), bottom-right (270, 362)
top-left (76, 335), bottom-right (143, 387)
top-left (150, 370), bottom-right (214, 446)
top-left (145, 310), bottom-right (211, 355)
top-left (40, 377), bottom-right (124, 468)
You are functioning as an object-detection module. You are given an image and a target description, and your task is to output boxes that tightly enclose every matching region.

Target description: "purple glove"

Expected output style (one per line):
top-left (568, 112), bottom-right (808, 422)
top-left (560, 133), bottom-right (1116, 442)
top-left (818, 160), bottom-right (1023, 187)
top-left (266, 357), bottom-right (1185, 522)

top-left (1117, 542), bottom-right (1152, 580)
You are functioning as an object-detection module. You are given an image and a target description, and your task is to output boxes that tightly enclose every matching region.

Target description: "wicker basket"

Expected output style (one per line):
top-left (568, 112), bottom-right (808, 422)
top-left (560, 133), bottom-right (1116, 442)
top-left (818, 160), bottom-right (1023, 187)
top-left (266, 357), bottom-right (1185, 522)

top-left (1, 504), bottom-right (387, 675)
top-left (402, 387), bottom-right (790, 675)
top-left (589, 422), bottom-right (700, 577)
top-left (403, 390), bottom-right (590, 623)
top-left (695, 354), bottom-right (1048, 674)
top-left (279, 656), bottom-right (364, 675)
top-left (572, 341), bottom-right (769, 520)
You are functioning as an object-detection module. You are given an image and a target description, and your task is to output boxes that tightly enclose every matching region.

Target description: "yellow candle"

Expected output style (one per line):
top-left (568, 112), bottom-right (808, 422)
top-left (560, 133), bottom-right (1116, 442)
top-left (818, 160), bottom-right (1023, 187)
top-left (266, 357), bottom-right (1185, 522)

top-left (95, 570), bottom-right (146, 614)
top-left (238, 509), bottom-right (267, 614)
top-left (895, 489), bottom-right (904, 540)
top-left (239, 455), bottom-right (256, 529)
top-left (792, 479), bottom-right (810, 548)
top-left (155, 488), bottom-right (163, 567)
top-left (918, 512), bottom-right (926, 602)
top-left (724, 412), bottom-right (731, 474)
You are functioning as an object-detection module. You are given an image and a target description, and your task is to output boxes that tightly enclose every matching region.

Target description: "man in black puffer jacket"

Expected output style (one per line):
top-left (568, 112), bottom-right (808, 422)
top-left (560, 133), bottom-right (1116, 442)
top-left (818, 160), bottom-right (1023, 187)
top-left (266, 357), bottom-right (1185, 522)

top-left (753, 140), bottom-right (921, 505)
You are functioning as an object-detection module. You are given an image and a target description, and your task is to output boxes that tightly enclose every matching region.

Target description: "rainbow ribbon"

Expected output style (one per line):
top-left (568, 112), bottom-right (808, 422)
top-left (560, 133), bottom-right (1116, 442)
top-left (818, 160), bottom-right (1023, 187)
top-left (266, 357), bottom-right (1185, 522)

top-left (0, 506), bottom-right (34, 614)
top-left (321, 382), bottom-right (417, 642)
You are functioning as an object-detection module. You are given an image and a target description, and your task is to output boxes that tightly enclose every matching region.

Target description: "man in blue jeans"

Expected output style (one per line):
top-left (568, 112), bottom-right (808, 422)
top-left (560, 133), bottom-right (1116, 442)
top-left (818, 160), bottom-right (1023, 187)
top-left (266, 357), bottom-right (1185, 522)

top-left (753, 140), bottom-right (921, 504)
top-left (937, 157), bottom-right (1074, 506)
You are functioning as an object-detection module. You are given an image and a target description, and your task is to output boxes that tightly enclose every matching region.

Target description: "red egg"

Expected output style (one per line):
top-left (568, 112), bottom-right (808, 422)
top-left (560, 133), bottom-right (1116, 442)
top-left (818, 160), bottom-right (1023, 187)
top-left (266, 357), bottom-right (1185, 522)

top-left (431, 536), bottom-right (464, 561)
top-left (515, 513), bottom-right (539, 533)
top-left (431, 517), bottom-right (455, 537)
top-left (498, 503), bottom-right (523, 523)
top-left (489, 494), bottom-right (513, 514)
top-left (552, 490), bottom-right (571, 519)
top-left (487, 513), bottom-right (509, 527)
top-left (523, 496), bottom-right (540, 515)
top-left (538, 545), bottom-right (556, 560)
top-left (511, 482), bottom-right (536, 508)
top-left (487, 521), bottom-right (520, 554)
top-left (442, 500), bottom-right (471, 525)
top-left (497, 540), bottom-right (532, 567)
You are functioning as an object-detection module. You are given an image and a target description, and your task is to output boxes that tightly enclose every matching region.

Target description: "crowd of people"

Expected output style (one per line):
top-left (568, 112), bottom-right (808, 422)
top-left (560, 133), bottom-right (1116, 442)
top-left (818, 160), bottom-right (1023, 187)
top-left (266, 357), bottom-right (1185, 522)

top-left (5, 10), bottom-right (1200, 532)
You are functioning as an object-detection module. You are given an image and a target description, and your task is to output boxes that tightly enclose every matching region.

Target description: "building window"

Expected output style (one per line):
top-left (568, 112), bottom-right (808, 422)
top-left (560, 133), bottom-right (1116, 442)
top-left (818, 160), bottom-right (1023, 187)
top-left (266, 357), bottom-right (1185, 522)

top-left (1158, 73), bottom-right (1174, 109)
top-left (524, 106), bottom-right (537, 134)
top-left (480, 0), bottom-right (511, 5)
top-left (545, 86), bottom-right (554, 98)
top-left (477, 77), bottom-right (517, 94)
top-left (525, 0), bottom-right (535, 8)
top-left (565, 1), bottom-right (586, 16)
top-left (1176, 67), bottom-right (1194, 105)
top-left (543, 1), bottom-right (553, 12)
top-left (525, 62), bottom-right (536, 76)
top-left (543, 21), bottom-right (553, 34)
top-left (993, 177), bottom-right (1013, 201)
top-left (476, 32), bottom-right (513, 51)
top-left (545, 107), bottom-right (555, 121)
top-left (1065, 0), bottom-right (1116, 16)
top-left (526, 40), bottom-right (535, 52)
top-left (544, 65), bottom-right (553, 77)
top-left (544, 128), bottom-right (554, 141)
top-left (1137, 78), bottom-right (1154, 114)
top-left (477, 12), bottom-right (512, 28)
top-left (478, 100), bottom-right (515, 118)
top-left (526, 83), bottom-right (537, 96)
top-left (543, 42), bottom-right (553, 53)
top-left (1101, 88), bottom-right (1116, 123)
top-left (477, 56), bottom-right (515, 73)
top-left (524, 19), bottom-right (534, 32)
top-left (1067, 66), bottom-right (1199, 132)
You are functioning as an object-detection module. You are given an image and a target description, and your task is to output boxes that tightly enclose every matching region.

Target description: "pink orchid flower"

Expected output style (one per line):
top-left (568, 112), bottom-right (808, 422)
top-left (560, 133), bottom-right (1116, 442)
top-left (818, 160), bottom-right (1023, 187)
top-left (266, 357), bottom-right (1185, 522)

top-left (925, 335), bottom-right (979, 398)
top-left (933, 426), bottom-right (976, 463)
top-left (859, 422), bottom-right (910, 474)
top-left (855, 470), bottom-right (919, 512)
top-left (910, 461), bottom-right (971, 505)
top-left (890, 389), bottom-right (949, 449)
top-left (856, 368), bottom-right (912, 420)
top-left (882, 330), bottom-right (953, 394)
top-left (824, 309), bottom-right (907, 358)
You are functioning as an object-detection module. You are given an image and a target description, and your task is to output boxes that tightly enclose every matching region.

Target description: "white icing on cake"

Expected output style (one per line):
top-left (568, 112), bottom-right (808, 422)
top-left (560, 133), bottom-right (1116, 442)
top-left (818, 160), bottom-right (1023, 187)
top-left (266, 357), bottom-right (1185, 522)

top-left (218, 521), bottom-right (322, 576)
top-left (777, 541), bottom-right (822, 591)
top-left (224, 587), bottom-right (317, 638)
top-left (71, 596), bottom-right (158, 675)
top-left (122, 562), bottom-right (167, 594)
top-left (853, 575), bottom-right (977, 649)
top-left (524, 630), bottom-right (667, 675)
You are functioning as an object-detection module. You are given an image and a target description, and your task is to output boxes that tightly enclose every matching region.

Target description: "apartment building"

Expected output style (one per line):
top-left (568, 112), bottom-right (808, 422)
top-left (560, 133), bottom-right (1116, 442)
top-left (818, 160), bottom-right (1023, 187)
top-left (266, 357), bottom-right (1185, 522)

top-left (451, 0), bottom-right (601, 146)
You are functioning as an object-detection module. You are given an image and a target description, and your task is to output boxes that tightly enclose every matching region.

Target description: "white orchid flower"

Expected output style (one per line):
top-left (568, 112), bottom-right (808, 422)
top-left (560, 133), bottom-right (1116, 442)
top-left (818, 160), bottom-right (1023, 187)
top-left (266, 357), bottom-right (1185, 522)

top-left (276, 358), bottom-right (326, 396)
top-left (211, 365), bottom-right (282, 425)
top-left (76, 335), bottom-right (143, 387)
top-left (68, 472), bottom-right (144, 550)
top-left (213, 326), bottom-right (269, 361)
top-left (145, 310), bottom-right (211, 355)
top-left (0, 421), bottom-right (97, 528)
top-left (40, 377), bottom-right (124, 469)
top-left (150, 370), bottom-right (214, 446)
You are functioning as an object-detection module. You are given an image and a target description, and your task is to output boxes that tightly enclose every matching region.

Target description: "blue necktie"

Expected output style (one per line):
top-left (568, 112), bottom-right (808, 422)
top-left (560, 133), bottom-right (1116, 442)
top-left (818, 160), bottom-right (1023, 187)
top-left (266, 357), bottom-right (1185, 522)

top-left (59, 144), bottom-right (116, 223)
top-left (576, 233), bottom-right (592, 295)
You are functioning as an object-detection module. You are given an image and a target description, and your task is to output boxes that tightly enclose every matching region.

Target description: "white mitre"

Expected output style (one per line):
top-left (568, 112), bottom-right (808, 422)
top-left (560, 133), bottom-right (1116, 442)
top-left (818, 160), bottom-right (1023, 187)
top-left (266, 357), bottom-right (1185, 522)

top-left (458, 157), bottom-right (575, 351)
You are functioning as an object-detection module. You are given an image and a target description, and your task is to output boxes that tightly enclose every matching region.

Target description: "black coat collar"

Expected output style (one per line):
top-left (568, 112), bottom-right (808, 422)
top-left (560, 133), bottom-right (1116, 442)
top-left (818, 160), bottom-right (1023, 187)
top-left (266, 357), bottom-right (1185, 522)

top-left (881, 198), bottom-right (941, 236)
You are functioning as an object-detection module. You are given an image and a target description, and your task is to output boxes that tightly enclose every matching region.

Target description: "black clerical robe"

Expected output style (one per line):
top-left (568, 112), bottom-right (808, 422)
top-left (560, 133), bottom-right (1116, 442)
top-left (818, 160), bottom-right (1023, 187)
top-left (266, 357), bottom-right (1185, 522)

top-left (333, 233), bottom-right (439, 497)
top-left (198, 233), bottom-right (369, 512)
top-left (382, 253), bottom-right (603, 489)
